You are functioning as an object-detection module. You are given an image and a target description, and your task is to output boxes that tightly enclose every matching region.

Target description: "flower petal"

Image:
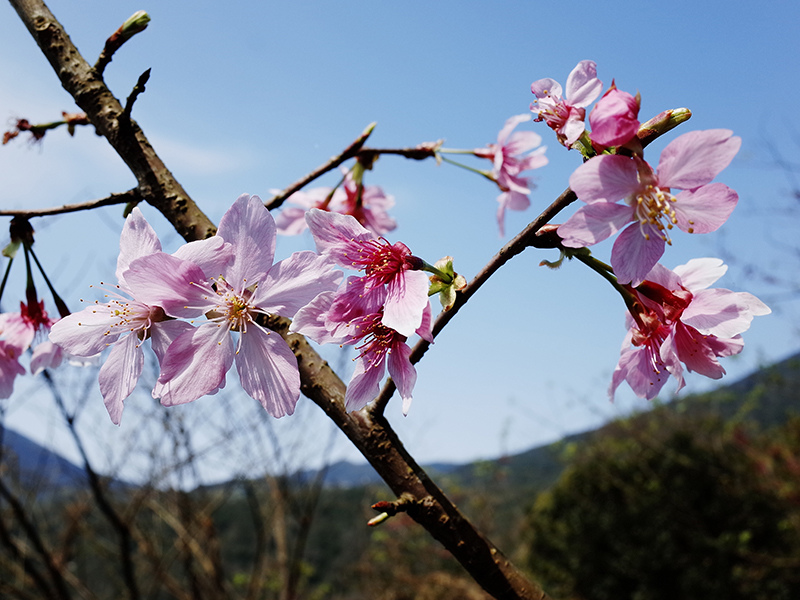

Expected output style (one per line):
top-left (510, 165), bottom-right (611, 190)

top-left (98, 333), bottom-right (143, 425)
top-left (116, 207), bottom-right (162, 284)
top-left (344, 354), bottom-right (385, 412)
top-left (217, 194), bottom-right (277, 286)
top-left (564, 60), bottom-right (602, 108)
top-left (569, 154), bottom-right (640, 204)
top-left (673, 183), bottom-right (738, 234)
top-left (558, 202), bottom-right (633, 247)
top-left (155, 324), bottom-right (233, 406)
top-left (611, 224), bottom-right (666, 286)
top-left (49, 305), bottom-right (122, 356)
top-left (657, 129), bottom-right (741, 189)
top-left (387, 341), bottom-right (417, 415)
top-left (382, 270), bottom-right (430, 338)
top-left (254, 251), bottom-right (342, 317)
top-left (236, 327), bottom-right (300, 418)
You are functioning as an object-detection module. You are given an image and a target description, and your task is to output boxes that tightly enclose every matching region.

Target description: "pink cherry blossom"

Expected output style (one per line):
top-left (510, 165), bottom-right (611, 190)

top-left (49, 207), bottom-right (229, 424)
top-left (530, 60), bottom-right (603, 148)
top-left (134, 194), bottom-right (342, 417)
top-left (290, 280), bottom-right (432, 414)
top-left (609, 258), bottom-right (770, 400)
top-left (0, 300), bottom-right (65, 375)
top-left (304, 208), bottom-right (429, 338)
top-left (0, 340), bottom-right (25, 398)
top-left (276, 168), bottom-right (397, 236)
top-left (474, 114), bottom-right (548, 236)
top-left (588, 83), bottom-right (640, 147)
top-left (558, 129), bottom-right (741, 285)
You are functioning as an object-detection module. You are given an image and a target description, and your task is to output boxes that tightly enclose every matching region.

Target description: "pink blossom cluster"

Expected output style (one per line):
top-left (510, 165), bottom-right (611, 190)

top-left (610, 258), bottom-right (770, 400)
top-left (50, 195), bottom-right (342, 424)
top-left (276, 168), bottom-right (397, 236)
top-left (0, 300), bottom-right (62, 397)
top-left (473, 114), bottom-right (549, 236)
top-left (290, 209), bottom-right (432, 414)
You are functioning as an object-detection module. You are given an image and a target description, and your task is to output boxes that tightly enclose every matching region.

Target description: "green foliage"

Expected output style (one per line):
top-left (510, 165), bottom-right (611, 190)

top-left (524, 411), bottom-right (800, 600)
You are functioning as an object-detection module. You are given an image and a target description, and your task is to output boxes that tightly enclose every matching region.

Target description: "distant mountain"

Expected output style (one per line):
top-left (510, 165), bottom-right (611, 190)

top-left (0, 427), bottom-right (87, 492)
top-left (439, 351), bottom-right (800, 493)
top-left (4, 352), bottom-right (800, 496)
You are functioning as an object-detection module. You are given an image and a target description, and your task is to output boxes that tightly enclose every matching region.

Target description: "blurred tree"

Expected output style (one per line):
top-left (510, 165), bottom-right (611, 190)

top-left (524, 411), bottom-right (800, 600)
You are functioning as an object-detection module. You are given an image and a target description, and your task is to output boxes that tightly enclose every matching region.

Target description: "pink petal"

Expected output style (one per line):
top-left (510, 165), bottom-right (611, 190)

top-left (30, 341), bottom-right (63, 375)
top-left (275, 207), bottom-right (311, 236)
top-left (569, 154), bottom-right (640, 204)
top-left (530, 77), bottom-right (562, 101)
top-left (217, 194), bottom-right (277, 286)
top-left (672, 183), bottom-right (738, 234)
top-left (497, 114), bottom-right (533, 146)
top-left (387, 341), bottom-right (417, 415)
top-left (155, 325), bottom-right (233, 406)
top-left (254, 251), bottom-right (342, 317)
top-left (657, 129), bottom-right (741, 189)
top-left (116, 207), bottom-right (162, 283)
top-left (98, 334), bottom-right (143, 425)
top-left (344, 354), bottom-right (386, 412)
top-left (124, 252), bottom-right (210, 319)
top-left (172, 236), bottom-right (233, 278)
top-left (236, 327), bottom-right (300, 418)
top-left (681, 288), bottom-right (771, 338)
top-left (558, 202), bottom-right (633, 247)
top-left (49, 305), bottom-right (122, 356)
top-left (149, 320), bottom-right (195, 365)
top-left (672, 258), bottom-right (727, 291)
top-left (382, 270), bottom-right (430, 338)
top-left (671, 323), bottom-right (729, 379)
top-left (305, 208), bottom-right (375, 264)
top-left (611, 224), bottom-right (666, 286)
top-left (564, 60), bottom-right (602, 107)
top-left (289, 291), bottom-right (341, 344)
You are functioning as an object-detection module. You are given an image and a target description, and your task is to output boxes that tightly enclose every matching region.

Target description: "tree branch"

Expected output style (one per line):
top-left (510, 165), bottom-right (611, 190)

top-left (0, 188), bottom-right (141, 218)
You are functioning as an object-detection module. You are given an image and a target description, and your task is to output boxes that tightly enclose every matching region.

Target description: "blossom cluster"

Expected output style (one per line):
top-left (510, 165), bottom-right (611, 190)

top-left (50, 196), bottom-right (343, 424)
top-left (42, 195), bottom-right (438, 424)
top-left (0, 58), bottom-right (770, 422)
top-left (528, 60), bottom-right (767, 398)
top-left (290, 209), bottom-right (432, 415)
top-left (0, 300), bottom-right (62, 397)
top-left (610, 258), bottom-right (770, 400)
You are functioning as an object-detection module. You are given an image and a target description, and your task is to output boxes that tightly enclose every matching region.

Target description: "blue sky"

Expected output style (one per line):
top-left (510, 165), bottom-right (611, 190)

top-left (1, 0), bottom-right (799, 481)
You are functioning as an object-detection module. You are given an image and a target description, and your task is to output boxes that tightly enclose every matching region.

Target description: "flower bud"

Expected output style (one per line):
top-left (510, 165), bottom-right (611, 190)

top-left (637, 108), bottom-right (692, 145)
top-left (120, 10), bottom-right (151, 42)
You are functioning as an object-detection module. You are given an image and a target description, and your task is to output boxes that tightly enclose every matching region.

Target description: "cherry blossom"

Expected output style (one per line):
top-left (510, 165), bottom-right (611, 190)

top-left (558, 129), bottom-right (741, 285)
top-left (610, 258), bottom-right (770, 400)
top-left (291, 280), bottom-right (432, 414)
top-left (474, 114), bottom-right (548, 236)
top-left (50, 207), bottom-right (231, 424)
top-left (530, 60), bottom-right (603, 148)
top-left (276, 168), bottom-right (397, 236)
top-left (133, 195), bottom-right (342, 417)
top-left (304, 208), bottom-right (429, 338)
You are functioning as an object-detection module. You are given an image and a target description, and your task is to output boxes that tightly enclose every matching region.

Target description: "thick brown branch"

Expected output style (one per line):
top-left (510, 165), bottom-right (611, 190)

top-left (264, 315), bottom-right (550, 600)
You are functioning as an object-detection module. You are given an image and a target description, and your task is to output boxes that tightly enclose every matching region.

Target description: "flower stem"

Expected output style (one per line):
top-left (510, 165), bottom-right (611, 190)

top-left (438, 156), bottom-right (495, 182)
top-left (571, 250), bottom-right (639, 313)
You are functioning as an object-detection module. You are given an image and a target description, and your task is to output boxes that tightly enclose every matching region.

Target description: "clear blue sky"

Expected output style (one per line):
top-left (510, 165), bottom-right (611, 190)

top-left (1, 0), bottom-right (799, 482)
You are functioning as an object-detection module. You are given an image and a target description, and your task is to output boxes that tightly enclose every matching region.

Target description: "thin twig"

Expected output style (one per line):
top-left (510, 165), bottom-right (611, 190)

top-left (0, 189), bottom-right (141, 218)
